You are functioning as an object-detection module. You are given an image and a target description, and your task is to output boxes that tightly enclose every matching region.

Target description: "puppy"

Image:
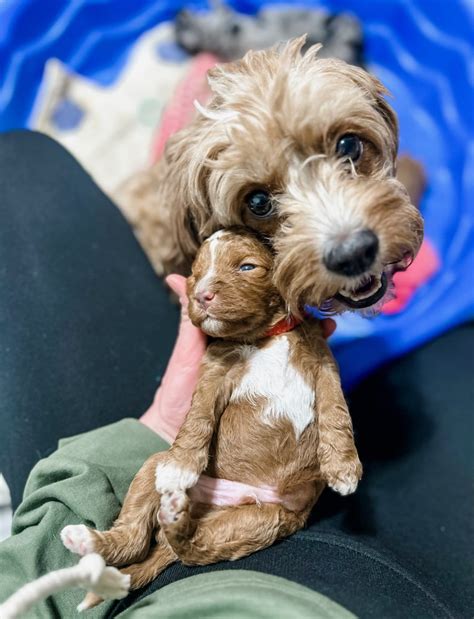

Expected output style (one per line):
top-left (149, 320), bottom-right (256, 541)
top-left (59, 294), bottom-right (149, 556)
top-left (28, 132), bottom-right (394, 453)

top-left (62, 228), bottom-right (362, 604)
top-left (116, 36), bottom-right (424, 315)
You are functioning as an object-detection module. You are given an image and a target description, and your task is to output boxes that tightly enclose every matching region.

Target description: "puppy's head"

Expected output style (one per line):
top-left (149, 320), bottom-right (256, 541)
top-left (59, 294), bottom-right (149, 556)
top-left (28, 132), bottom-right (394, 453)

top-left (168, 36), bottom-right (424, 314)
top-left (187, 228), bottom-right (283, 339)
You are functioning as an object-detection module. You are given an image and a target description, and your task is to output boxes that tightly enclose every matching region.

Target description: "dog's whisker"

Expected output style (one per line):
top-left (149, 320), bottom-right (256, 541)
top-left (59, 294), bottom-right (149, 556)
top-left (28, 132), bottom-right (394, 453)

top-left (349, 159), bottom-right (358, 177)
top-left (300, 153), bottom-right (327, 171)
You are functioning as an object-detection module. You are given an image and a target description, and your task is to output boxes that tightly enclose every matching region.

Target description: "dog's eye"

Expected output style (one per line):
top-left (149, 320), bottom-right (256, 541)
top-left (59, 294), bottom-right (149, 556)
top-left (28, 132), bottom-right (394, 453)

top-left (239, 263), bottom-right (256, 272)
top-left (245, 190), bottom-right (274, 218)
top-left (336, 134), bottom-right (363, 161)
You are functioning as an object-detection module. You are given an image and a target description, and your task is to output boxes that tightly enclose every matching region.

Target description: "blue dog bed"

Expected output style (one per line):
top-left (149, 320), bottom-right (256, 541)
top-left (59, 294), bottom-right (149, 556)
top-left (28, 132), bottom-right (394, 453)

top-left (0, 0), bottom-right (472, 387)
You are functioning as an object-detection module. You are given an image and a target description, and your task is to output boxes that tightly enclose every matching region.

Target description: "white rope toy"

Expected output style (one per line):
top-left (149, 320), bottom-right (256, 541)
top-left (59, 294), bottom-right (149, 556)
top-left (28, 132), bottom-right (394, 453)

top-left (0, 553), bottom-right (130, 618)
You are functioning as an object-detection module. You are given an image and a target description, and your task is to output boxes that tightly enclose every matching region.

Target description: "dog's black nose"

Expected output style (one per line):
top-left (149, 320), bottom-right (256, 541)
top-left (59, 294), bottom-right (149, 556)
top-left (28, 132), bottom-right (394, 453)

top-left (324, 229), bottom-right (379, 277)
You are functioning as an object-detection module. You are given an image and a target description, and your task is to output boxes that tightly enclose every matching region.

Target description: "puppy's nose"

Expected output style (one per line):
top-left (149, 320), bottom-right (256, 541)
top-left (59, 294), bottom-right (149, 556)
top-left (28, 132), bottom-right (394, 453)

top-left (195, 290), bottom-right (215, 310)
top-left (324, 229), bottom-right (379, 277)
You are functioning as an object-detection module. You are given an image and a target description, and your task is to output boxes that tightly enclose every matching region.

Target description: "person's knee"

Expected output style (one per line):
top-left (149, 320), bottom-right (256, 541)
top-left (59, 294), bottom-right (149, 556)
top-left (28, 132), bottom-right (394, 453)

top-left (0, 129), bottom-right (67, 161)
top-left (0, 129), bottom-right (97, 226)
top-left (0, 130), bottom-right (84, 184)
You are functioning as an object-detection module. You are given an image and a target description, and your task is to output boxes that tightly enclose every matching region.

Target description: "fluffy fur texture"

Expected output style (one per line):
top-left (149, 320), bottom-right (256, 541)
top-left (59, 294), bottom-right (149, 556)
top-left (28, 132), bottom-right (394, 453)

top-left (116, 37), bottom-right (424, 315)
top-left (62, 229), bottom-right (362, 608)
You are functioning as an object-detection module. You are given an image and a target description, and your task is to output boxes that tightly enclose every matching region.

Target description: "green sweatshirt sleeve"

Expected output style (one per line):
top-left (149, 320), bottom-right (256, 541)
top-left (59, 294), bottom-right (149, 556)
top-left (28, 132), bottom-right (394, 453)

top-left (0, 419), bottom-right (168, 618)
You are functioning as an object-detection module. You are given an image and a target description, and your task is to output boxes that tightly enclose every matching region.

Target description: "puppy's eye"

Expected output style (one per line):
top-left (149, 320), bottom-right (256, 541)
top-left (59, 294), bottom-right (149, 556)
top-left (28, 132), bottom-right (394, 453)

top-left (336, 134), bottom-right (362, 161)
top-left (239, 263), bottom-right (256, 272)
top-left (245, 190), bottom-right (274, 218)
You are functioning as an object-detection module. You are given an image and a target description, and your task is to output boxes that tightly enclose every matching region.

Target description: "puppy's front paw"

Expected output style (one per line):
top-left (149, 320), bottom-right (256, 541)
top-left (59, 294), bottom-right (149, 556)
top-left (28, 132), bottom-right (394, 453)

top-left (158, 490), bottom-right (189, 527)
top-left (155, 461), bottom-right (199, 495)
top-left (61, 524), bottom-right (95, 556)
top-left (324, 459), bottom-right (363, 496)
top-left (328, 475), bottom-right (359, 496)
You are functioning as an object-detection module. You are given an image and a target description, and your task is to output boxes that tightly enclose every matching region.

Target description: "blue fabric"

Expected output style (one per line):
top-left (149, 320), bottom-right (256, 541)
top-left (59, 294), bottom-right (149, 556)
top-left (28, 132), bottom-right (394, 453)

top-left (0, 0), bottom-right (472, 387)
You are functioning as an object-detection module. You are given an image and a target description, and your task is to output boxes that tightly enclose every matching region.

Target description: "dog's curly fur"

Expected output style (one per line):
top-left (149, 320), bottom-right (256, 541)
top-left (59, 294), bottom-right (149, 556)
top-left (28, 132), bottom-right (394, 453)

top-left (116, 36), bottom-right (423, 314)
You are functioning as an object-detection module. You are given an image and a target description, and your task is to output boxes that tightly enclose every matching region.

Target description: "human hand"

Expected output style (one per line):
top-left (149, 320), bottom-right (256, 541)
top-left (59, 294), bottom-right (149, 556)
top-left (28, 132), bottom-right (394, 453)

top-left (140, 275), bottom-right (207, 442)
top-left (140, 275), bottom-right (336, 441)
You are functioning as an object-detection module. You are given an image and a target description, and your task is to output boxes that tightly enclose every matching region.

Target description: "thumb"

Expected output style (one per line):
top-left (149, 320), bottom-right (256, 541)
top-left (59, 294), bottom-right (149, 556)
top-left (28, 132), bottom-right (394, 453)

top-left (140, 273), bottom-right (205, 440)
top-left (166, 274), bottom-right (188, 308)
top-left (165, 273), bottom-right (206, 362)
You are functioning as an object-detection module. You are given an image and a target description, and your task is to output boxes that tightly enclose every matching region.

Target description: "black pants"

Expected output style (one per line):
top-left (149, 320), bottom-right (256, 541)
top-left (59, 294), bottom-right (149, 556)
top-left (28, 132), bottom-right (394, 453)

top-left (0, 131), bottom-right (472, 619)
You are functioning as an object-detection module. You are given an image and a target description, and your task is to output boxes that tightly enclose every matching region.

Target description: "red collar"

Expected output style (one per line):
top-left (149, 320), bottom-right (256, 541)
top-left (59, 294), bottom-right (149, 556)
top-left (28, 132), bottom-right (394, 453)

top-left (264, 314), bottom-right (303, 338)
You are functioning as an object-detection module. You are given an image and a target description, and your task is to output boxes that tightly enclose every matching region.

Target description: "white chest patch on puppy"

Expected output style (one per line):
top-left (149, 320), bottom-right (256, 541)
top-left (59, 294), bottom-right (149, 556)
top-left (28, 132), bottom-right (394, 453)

top-left (232, 336), bottom-right (315, 438)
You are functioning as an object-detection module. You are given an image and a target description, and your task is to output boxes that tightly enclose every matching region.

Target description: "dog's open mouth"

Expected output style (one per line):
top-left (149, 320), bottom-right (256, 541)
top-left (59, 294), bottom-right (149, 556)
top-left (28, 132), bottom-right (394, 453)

top-left (333, 253), bottom-right (414, 310)
top-left (336, 272), bottom-right (388, 309)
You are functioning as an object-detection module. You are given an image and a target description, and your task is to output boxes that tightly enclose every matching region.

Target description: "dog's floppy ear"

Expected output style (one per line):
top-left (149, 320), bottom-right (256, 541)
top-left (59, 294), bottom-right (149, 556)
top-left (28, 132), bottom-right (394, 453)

top-left (160, 117), bottom-right (224, 270)
top-left (343, 65), bottom-right (399, 161)
top-left (359, 70), bottom-right (399, 157)
top-left (312, 57), bottom-right (399, 166)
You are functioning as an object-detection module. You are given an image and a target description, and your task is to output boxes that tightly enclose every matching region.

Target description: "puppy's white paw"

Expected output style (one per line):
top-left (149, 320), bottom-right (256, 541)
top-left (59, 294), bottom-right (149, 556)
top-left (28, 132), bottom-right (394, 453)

top-left (158, 490), bottom-right (188, 526)
top-left (328, 476), bottom-right (359, 496)
top-left (155, 462), bottom-right (199, 494)
top-left (326, 459), bottom-right (362, 496)
top-left (61, 524), bottom-right (95, 556)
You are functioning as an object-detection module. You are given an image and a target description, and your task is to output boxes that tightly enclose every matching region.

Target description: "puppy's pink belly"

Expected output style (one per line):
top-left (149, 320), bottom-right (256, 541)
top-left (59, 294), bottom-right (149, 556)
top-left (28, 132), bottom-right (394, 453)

top-left (189, 475), bottom-right (316, 512)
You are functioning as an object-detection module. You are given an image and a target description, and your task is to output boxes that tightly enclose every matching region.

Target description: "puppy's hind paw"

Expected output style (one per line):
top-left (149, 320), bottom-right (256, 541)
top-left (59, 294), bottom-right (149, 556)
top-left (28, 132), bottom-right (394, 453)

top-left (61, 524), bottom-right (95, 556)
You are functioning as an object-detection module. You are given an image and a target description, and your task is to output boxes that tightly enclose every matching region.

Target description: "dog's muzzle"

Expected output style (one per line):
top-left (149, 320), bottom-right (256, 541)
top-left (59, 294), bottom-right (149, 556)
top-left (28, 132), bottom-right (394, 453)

top-left (323, 228), bottom-right (387, 309)
top-left (321, 228), bottom-right (414, 310)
